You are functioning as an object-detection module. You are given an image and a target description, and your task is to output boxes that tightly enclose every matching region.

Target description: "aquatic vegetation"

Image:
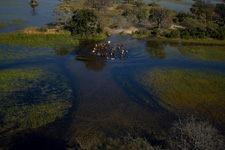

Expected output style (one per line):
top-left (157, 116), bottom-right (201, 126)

top-left (0, 69), bottom-right (72, 132)
top-left (136, 68), bottom-right (225, 127)
top-left (0, 19), bottom-right (28, 28)
top-left (178, 44), bottom-right (225, 62)
top-left (0, 33), bottom-right (79, 48)
top-left (0, 46), bottom-right (54, 62)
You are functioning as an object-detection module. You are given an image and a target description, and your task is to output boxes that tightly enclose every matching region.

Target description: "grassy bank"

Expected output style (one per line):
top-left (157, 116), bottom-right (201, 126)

top-left (0, 33), bottom-right (79, 48)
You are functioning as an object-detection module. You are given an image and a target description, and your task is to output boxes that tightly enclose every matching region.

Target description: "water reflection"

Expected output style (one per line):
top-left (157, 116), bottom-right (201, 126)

top-left (75, 55), bottom-right (106, 71)
top-left (30, 5), bottom-right (38, 16)
top-left (146, 40), bottom-right (166, 59)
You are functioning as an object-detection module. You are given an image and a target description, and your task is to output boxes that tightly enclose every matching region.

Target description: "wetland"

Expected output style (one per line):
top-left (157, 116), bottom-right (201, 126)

top-left (0, 0), bottom-right (225, 149)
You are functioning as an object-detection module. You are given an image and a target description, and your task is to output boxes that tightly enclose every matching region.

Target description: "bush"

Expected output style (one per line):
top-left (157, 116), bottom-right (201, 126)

top-left (152, 28), bottom-right (160, 37)
top-left (216, 27), bottom-right (225, 40)
top-left (39, 25), bottom-right (48, 32)
top-left (168, 116), bottom-right (225, 150)
top-left (180, 30), bottom-right (191, 39)
top-left (169, 30), bottom-right (180, 38)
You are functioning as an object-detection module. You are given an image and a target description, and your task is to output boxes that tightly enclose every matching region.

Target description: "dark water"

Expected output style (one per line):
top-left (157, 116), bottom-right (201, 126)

top-left (0, 0), bottom-right (225, 149)
top-left (1, 34), bottom-right (225, 149)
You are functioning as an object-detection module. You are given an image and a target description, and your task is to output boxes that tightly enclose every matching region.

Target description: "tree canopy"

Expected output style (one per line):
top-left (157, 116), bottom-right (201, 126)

top-left (69, 9), bottom-right (103, 36)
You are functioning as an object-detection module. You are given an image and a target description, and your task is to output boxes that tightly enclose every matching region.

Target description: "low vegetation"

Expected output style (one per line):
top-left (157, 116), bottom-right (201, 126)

top-left (136, 68), bottom-right (225, 127)
top-left (0, 68), bottom-right (72, 132)
top-left (168, 116), bottom-right (225, 150)
top-left (0, 33), bottom-right (79, 48)
top-left (0, 19), bottom-right (27, 28)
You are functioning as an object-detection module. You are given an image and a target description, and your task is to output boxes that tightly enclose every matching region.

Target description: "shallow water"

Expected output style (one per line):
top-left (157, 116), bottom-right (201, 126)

top-left (0, 0), bottom-right (225, 149)
top-left (0, 0), bottom-right (60, 33)
top-left (1, 34), bottom-right (225, 148)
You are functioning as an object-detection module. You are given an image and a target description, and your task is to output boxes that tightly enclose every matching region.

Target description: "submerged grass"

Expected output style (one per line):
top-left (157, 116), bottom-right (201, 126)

top-left (136, 68), bottom-right (225, 126)
top-left (0, 33), bottom-right (79, 48)
top-left (147, 38), bottom-right (225, 62)
top-left (0, 68), bottom-right (72, 133)
top-left (0, 19), bottom-right (28, 28)
top-left (178, 44), bottom-right (225, 62)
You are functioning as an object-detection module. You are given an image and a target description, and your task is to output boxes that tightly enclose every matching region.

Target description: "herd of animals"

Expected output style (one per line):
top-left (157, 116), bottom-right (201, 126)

top-left (90, 41), bottom-right (128, 60)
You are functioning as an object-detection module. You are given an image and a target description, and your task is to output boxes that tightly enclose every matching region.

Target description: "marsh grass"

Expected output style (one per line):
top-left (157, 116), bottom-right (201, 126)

top-left (147, 38), bottom-right (225, 62)
top-left (0, 19), bottom-right (27, 28)
top-left (0, 68), bottom-right (72, 133)
top-left (0, 33), bottom-right (79, 48)
top-left (136, 68), bottom-right (225, 126)
top-left (0, 46), bottom-right (54, 62)
top-left (178, 44), bottom-right (225, 62)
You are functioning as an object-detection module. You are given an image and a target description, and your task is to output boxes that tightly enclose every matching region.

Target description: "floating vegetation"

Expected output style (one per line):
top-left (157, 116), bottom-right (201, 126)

top-left (0, 19), bottom-right (28, 28)
top-left (0, 68), bottom-right (72, 133)
top-left (136, 68), bottom-right (225, 127)
top-left (0, 46), bottom-right (54, 62)
top-left (0, 33), bottom-right (79, 48)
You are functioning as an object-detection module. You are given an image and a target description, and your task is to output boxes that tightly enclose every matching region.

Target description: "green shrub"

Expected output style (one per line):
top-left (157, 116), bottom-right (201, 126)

top-left (39, 25), bottom-right (48, 32)
top-left (152, 28), bottom-right (160, 37)
top-left (169, 30), bottom-right (181, 38)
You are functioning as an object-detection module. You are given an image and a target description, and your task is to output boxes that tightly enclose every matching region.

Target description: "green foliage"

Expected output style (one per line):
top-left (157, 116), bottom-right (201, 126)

top-left (0, 33), bottom-right (79, 48)
top-left (70, 9), bottom-right (103, 37)
top-left (131, 29), bottom-right (150, 38)
top-left (152, 28), bottom-right (160, 37)
top-left (39, 25), bottom-right (48, 32)
top-left (0, 19), bottom-right (27, 28)
top-left (0, 69), bottom-right (72, 132)
top-left (172, 0), bottom-right (225, 40)
top-left (149, 7), bottom-right (172, 29)
top-left (169, 30), bottom-right (181, 38)
top-left (215, 4), bottom-right (225, 25)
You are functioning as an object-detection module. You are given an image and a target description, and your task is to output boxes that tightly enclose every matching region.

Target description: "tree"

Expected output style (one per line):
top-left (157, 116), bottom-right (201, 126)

top-left (53, 6), bottom-right (73, 25)
top-left (215, 4), bottom-right (225, 26)
top-left (149, 8), bottom-right (172, 29)
top-left (85, 0), bottom-right (112, 11)
top-left (69, 9), bottom-right (102, 36)
top-left (136, 8), bottom-right (148, 23)
top-left (168, 116), bottom-right (225, 150)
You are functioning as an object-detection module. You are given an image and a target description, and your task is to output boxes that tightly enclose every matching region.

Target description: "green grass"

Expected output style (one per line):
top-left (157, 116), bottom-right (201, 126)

top-left (0, 33), bottom-right (79, 48)
top-left (136, 68), bottom-right (225, 126)
top-left (178, 44), bottom-right (225, 62)
top-left (0, 19), bottom-right (27, 28)
top-left (0, 68), bottom-right (72, 132)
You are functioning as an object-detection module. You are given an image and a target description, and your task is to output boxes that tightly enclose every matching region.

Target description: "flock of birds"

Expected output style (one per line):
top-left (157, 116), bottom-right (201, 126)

top-left (90, 41), bottom-right (128, 60)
